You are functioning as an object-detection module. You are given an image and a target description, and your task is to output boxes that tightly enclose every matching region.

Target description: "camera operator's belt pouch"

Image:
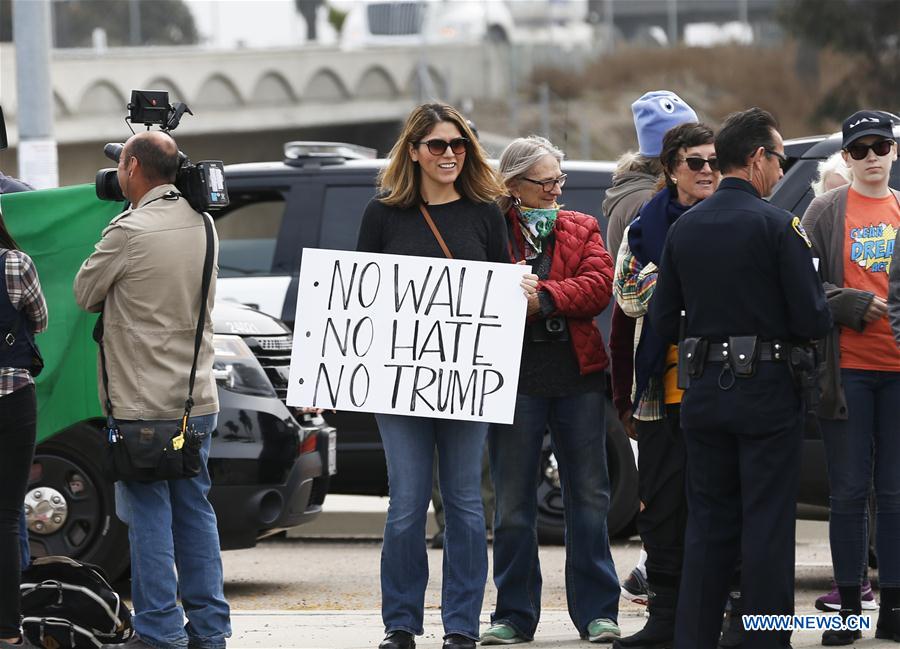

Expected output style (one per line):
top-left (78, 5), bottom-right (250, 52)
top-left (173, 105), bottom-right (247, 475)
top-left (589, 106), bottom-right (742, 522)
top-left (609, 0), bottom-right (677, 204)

top-left (98, 211), bottom-right (215, 483)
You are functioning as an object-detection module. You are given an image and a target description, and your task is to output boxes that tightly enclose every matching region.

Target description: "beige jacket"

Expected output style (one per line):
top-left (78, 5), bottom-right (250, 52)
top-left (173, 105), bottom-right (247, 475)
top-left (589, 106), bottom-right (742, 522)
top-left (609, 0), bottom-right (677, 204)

top-left (74, 184), bottom-right (219, 420)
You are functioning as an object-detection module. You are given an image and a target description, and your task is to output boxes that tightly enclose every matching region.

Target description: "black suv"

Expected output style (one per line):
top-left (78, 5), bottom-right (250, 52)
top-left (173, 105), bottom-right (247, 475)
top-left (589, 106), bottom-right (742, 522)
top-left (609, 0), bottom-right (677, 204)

top-left (28, 298), bottom-right (335, 581)
top-left (212, 144), bottom-right (640, 541)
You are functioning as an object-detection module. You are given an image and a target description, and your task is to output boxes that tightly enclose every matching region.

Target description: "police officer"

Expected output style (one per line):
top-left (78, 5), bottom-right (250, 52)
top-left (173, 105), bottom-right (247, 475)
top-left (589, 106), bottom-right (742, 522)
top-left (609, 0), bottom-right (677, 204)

top-left (649, 108), bottom-right (832, 649)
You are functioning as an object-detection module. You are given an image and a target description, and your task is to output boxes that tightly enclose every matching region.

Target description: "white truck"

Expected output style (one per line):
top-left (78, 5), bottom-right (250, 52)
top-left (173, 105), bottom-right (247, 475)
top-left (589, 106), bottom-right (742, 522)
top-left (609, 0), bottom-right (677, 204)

top-left (335, 0), bottom-right (591, 49)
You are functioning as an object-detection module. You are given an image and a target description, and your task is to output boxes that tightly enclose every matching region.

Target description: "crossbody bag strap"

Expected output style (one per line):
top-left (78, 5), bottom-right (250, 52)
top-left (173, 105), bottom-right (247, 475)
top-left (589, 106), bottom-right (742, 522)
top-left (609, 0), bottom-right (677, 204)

top-left (419, 204), bottom-right (453, 260)
top-left (183, 212), bottom-right (215, 424)
top-left (0, 250), bottom-right (14, 345)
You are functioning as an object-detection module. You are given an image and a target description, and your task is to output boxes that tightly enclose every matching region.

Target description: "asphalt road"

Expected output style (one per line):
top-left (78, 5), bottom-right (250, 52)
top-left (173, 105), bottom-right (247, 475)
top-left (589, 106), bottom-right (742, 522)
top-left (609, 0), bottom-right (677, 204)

top-left (198, 496), bottom-right (897, 647)
top-left (222, 495), bottom-right (838, 612)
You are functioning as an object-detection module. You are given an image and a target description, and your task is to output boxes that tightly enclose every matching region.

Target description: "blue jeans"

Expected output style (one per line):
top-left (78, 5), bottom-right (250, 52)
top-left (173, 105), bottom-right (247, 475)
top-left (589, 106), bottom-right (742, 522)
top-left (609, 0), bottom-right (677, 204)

top-left (488, 391), bottom-right (619, 638)
top-left (19, 508), bottom-right (29, 570)
top-left (821, 369), bottom-right (900, 588)
top-left (115, 414), bottom-right (231, 649)
top-left (376, 414), bottom-right (488, 640)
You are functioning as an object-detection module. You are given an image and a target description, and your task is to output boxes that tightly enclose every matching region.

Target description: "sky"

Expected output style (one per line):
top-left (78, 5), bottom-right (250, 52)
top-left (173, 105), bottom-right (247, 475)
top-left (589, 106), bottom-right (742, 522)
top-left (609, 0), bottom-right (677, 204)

top-left (182, 0), bottom-right (312, 49)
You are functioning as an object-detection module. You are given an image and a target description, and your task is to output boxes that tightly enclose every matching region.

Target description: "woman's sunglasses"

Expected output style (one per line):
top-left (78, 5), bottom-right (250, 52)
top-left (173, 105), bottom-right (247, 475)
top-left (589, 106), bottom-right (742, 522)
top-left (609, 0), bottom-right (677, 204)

top-left (679, 156), bottom-right (719, 172)
top-left (416, 137), bottom-right (469, 156)
top-left (845, 139), bottom-right (895, 160)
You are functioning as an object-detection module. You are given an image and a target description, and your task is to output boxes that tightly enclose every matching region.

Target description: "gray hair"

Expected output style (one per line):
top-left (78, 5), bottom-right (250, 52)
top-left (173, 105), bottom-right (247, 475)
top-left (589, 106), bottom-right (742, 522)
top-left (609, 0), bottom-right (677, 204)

top-left (498, 136), bottom-right (565, 213)
top-left (811, 151), bottom-right (852, 197)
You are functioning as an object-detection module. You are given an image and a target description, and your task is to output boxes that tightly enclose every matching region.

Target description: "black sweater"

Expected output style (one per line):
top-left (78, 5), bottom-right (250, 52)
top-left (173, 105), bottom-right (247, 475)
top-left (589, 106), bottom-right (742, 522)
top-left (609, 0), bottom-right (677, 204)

top-left (356, 197), bottom-right (508, 263)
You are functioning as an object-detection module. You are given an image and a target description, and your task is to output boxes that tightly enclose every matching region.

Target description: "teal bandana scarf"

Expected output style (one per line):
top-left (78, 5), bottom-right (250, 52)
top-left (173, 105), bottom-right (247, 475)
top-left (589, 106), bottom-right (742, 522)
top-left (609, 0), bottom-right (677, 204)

top-left (518, 205), bottom-right (559, 254)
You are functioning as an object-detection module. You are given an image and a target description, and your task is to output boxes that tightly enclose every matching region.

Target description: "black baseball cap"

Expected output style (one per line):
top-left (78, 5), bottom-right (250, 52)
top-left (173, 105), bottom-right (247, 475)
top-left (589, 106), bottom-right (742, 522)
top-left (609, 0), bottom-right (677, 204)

top-left (842, 110), bottom-right (895, 148)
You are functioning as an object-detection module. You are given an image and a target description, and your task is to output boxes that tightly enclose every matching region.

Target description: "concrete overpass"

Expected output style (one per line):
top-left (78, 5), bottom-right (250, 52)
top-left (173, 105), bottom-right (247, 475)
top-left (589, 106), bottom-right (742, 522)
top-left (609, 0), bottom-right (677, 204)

top-left (0, 41), bottom-right (515, 183)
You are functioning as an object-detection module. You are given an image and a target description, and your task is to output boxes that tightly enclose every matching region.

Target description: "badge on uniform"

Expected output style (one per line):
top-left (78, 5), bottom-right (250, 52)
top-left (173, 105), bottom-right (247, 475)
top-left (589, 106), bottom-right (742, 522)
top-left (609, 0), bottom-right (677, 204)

top-left (791, 216), bottom-right (812, 248)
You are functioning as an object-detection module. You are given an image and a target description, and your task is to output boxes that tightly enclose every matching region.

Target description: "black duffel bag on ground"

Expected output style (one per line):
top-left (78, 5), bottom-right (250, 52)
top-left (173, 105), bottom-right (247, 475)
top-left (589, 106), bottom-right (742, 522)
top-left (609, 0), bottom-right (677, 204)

top-left (20, 556), bottom-right (133, 648)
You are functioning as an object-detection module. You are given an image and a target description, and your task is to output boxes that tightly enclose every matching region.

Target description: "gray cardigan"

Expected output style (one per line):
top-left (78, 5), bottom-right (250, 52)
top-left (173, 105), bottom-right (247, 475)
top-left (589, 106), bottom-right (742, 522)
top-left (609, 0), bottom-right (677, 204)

top-left (801, 185), bottom-right (900, 419)
top-left (891, 229), bottom-right (900, 346)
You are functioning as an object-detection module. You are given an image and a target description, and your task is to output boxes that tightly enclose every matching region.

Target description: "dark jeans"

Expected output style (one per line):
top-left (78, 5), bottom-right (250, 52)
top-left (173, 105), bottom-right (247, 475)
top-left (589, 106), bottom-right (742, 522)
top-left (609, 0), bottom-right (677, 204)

top-left (675, 364), bottom-right (801, 649)
top-left (488, 391), bottom-right (619, 639)
top-left (635, 405), bottom-right (687, 584)
top-left (821, 369), bottom-right (900, 588)
top-left (0, 385), bottom-right (37, 637)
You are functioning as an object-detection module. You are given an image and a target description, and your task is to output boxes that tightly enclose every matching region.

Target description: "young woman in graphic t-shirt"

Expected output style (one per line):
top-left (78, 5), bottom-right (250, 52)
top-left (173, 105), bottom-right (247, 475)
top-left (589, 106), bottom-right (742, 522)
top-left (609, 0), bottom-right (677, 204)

top-left (800, 111), bottom-right (900, 645)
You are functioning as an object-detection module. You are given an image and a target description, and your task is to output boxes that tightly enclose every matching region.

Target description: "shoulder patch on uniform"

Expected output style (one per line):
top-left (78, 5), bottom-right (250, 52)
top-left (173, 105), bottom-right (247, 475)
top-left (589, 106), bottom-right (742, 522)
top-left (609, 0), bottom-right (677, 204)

top-left (791, 216), bottom-right (811, 248)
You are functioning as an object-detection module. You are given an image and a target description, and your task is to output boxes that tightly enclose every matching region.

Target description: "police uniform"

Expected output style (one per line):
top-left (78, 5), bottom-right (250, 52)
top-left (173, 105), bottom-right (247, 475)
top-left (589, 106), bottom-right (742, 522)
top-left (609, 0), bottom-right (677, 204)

top-left (649, 177), bottom-right (832, 649)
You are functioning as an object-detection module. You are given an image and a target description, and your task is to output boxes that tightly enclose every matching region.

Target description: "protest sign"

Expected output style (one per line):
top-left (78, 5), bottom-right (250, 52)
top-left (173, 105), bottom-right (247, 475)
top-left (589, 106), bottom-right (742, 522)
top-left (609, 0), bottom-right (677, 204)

top-left (286, 249), bottom-right (527, 424)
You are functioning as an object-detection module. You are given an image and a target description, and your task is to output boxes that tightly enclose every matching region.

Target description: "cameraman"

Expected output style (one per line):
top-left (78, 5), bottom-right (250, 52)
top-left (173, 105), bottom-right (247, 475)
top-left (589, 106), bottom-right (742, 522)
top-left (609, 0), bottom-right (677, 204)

top-left (73, 131), bottom-right (231, 649)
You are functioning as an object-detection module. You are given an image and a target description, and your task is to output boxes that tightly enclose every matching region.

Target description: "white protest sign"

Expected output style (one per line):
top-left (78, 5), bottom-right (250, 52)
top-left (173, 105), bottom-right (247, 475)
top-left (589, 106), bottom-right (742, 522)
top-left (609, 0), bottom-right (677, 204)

top-left (286, 248), bottom-right (527, 424)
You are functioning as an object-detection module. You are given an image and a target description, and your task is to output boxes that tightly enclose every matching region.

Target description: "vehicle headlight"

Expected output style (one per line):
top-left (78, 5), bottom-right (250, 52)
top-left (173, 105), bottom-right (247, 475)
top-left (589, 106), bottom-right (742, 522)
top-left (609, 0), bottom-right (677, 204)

top-left (212, 335), bottom-right (277, 398)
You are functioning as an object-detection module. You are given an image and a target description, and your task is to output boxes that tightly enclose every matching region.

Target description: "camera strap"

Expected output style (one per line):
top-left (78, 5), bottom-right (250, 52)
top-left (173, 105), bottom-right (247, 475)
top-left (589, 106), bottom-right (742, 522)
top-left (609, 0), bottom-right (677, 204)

top-left (419, 204), bottom-right (453, 260)
top-left (96, 209), bottom-right (215, 435)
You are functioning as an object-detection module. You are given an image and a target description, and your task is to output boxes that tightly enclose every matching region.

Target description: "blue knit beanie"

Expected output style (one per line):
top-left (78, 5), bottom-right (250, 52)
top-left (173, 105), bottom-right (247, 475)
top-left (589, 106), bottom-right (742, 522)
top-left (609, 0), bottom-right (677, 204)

top-left (631, 91), bottom-right (698, 157)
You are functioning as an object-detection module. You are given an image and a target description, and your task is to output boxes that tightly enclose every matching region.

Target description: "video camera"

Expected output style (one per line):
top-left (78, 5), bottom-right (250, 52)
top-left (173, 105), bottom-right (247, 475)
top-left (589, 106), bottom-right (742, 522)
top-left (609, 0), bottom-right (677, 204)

top-left (95, 90), bottom-right (229, 213)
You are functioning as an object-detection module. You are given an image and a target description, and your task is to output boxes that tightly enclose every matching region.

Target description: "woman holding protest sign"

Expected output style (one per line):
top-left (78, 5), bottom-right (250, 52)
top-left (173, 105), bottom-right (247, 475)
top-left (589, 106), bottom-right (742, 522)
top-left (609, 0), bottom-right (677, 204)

top-left (481, 136), bottom-right (619, 646)
top-left (0, 212), bottom-right (47, 648)
top-left (356, 103), bottom-right (508, 649)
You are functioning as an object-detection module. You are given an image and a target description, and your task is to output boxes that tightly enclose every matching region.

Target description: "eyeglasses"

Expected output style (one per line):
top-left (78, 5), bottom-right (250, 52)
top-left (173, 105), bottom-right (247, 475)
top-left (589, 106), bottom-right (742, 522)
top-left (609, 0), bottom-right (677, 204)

top-left (679, 156), bottom-right (719, 172)
top-left (765, 149), bottom-right (787, 169)
top-left (845, 139), bottom-right (895, 160)
top-left (521, 174), bottom-right (567, 192)
top-left (416, 137), bottom-right (469, 156)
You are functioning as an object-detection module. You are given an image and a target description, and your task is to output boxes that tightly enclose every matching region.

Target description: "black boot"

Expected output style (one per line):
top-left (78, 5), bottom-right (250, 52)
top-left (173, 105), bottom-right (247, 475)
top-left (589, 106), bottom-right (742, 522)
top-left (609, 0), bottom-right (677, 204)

top-left (379, 631), bottom-right (415, 649)
top-left (876, 586), bottom-right (900, 642)
top-left (612, 583), bottom-right (677, 649)
top-left (822, 585), bottom-right (862, 646)
top-left (718, 591), bottom-right (743, 648)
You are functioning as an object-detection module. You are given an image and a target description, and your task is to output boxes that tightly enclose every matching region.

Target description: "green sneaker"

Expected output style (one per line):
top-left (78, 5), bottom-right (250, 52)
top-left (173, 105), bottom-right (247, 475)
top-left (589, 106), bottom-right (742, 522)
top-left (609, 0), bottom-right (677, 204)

top-left (585, 618), bottom-right (621, 643)
top-left (480, 623), bottom-right (528, 645)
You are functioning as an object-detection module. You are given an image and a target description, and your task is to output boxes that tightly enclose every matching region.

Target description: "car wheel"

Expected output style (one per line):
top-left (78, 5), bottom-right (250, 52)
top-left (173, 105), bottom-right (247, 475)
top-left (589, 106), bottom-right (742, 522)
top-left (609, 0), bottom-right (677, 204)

top-left (27, 423), bottom-right (130, 582)
top-left (536, 401), bottom-right (639, 544)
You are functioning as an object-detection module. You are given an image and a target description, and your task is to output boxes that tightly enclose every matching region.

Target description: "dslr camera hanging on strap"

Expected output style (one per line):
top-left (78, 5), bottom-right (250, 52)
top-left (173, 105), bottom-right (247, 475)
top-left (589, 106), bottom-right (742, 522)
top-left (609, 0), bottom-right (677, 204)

top-left (98, 210), bottom-right (215, 483)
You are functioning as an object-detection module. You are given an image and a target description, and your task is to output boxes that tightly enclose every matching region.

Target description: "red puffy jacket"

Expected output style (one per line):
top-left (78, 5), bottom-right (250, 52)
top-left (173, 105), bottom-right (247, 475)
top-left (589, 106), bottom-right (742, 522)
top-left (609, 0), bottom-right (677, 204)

top-left (506, 209), bottom-right (614, 375)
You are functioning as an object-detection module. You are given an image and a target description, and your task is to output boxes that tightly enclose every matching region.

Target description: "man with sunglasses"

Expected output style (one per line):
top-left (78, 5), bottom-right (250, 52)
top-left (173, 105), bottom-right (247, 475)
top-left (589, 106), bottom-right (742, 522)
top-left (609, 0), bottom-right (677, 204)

top-left (649, 107), bottom-right (832, 649)
top-left (800, 110), bottom-right (900, 646)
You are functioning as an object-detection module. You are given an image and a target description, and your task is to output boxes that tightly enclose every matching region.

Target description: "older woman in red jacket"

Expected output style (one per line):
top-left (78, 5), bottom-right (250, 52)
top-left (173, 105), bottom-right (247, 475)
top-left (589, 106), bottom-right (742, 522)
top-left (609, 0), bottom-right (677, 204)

top-left (481, 136), bottom-right (619, 646)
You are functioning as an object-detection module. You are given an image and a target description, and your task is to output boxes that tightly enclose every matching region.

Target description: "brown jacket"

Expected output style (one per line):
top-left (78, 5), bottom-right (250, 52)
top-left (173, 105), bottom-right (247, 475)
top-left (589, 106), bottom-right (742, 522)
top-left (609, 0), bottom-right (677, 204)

top-left (602, 171), bottom-right (656, 418)
top-left (74, 184), bottom-right (219, 420)
top-left (801, 185), bottom-right (900, 420)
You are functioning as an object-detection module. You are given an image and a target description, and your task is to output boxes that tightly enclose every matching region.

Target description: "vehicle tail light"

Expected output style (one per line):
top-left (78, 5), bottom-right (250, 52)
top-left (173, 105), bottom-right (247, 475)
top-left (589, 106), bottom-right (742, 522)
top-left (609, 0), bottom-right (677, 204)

top-left (299, 433), bottom-right (317, 455)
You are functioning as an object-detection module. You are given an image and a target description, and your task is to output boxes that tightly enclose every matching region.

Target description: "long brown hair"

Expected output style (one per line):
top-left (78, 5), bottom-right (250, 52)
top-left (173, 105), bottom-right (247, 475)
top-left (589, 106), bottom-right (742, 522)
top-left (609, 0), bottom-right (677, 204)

top-left (378, 103), bottom-right (504, 209)
top-left (0, 212), bottom-right (21, 251)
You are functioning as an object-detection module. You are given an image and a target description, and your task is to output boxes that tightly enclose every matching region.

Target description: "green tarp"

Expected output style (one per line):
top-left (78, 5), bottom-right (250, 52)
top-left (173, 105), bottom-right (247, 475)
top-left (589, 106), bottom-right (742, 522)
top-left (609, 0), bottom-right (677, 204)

top-left (0, 184), bottom-right (125, 443)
